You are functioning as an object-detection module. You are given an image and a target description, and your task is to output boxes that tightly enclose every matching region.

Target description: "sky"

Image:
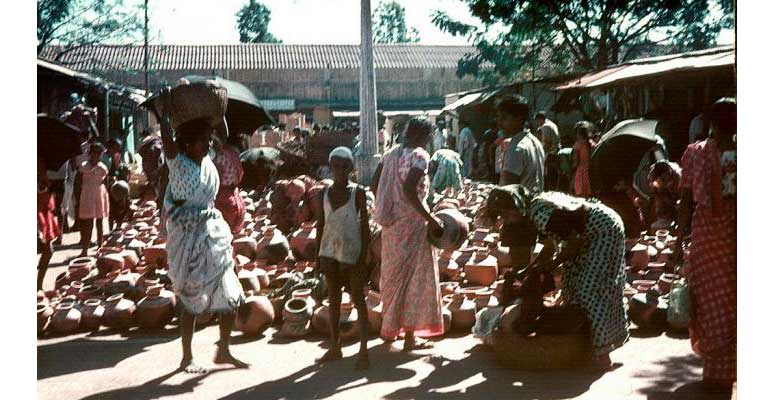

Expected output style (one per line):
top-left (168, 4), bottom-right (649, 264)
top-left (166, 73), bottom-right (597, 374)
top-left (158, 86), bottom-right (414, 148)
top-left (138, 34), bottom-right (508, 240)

top-left (145, 0), bottom-right (484, 45)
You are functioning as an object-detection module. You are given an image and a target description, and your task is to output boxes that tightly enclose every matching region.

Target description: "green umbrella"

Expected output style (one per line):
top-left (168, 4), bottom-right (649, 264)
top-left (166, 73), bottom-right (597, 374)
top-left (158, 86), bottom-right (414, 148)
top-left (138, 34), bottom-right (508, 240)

top-left (590, 119), bottom-right (659, 193)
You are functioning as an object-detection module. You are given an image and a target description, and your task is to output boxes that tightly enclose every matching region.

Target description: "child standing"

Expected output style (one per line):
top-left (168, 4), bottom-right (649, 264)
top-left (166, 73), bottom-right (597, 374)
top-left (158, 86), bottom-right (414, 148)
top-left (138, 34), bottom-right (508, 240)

top-left (75, 143), bottom-right (110, 256)
top-left (315, 146), bottom-right (371, 370)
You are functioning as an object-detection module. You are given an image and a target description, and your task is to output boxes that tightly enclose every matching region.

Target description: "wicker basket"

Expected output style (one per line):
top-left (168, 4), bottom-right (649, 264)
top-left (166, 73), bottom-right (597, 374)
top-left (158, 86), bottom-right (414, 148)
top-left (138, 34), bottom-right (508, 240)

top-left (491, 330), bottom-right (591, 370)
top-left (159, 79), bottom-right (228, 129)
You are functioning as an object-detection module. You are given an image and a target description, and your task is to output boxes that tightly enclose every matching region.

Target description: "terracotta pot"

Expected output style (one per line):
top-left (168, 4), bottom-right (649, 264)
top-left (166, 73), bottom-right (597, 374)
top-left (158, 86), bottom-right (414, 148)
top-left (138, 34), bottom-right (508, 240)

top-left (438, 257), bottom-right (460, 281)
top-left (255, 226), bottom-right (291, 264)
top-left (69, 256), bottom-right (96, 281)
top-left (97, 252), bottom-right (124, 275)
top-left (365, 290), bottom-right (383, 333)
top-left (628, 292), bottom-right (668, 329)
top-left (281, 297), bottom-right (313, 337)
top-left (456, 285), bottom-right (488, 300)
top-left (657, 273), bottom-right (678, 295)
top-left (441, 306), bottom-right (453, 334)
top-left (238, 268), bottom-right (262, 293)
top-left (623, 286), bottom-right (638, 301)
top-left (632, 280), bottom-right (657, 293)
top-left (122, 249), bottom-right (141, 270)
top-left (657, 248), bottom-right (674, 266)
top-left (647, 262), bottom-right (666, 276)
top-left (233, 236), bottom-right (258, 260)
top-left (235, 292), bottom-right (274, 336)
top-left (440, 281), bottom-right (460, 296)
top-left (630, 243), bottom-right (649, 270)
top-left (80, 298), bottom-right (105, 330)
top-left (66, 281), bottom-right (84, 297)
top-left (428, 209), bottom-right (470, 250)
top-left (54, 271), bottom-right (71, 290)
top-left (50, 301), bottom-right (81, 334)
top-left (473, 289), bottom-right (498, 311)
top-left (490, 245), bottom-right (511, 269)
top-left (464, 249), bottom-right (498, 286)
top-left (136, 285), bottom-right (175, 329)
top-left (270, 296), bottom-right (285, 323)
top-left (102, 293), bottom-right (136, 329)
top-left (253, 266), bottom-right (271, 288)
top-left (289, 222), bottom-right (317, 261)
top-left (499, 302), bottom-right (522, 335)
top-left (445, 293), bottom-right (476, 332)
top-left (37, 303), bottom-right (54, 334)
top-left (143, 243), bottom-right (168, 268)
top-left (311, 299), bottom-right (360, 341)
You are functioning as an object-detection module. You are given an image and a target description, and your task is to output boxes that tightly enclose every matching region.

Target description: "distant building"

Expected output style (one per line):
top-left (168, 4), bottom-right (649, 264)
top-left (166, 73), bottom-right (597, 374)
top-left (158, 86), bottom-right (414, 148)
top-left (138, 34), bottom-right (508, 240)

top-left (40, 44), bottom-right (485, 119)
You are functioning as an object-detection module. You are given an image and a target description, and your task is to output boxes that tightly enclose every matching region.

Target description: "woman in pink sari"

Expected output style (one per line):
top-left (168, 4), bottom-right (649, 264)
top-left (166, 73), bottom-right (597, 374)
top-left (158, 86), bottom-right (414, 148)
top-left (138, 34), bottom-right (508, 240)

top-left (572, 121), bottom-right (593, 197)
top-left (212, 135), bottom-right (246, 233)
top-left (372, 118), bottom-right (444, 351)
top-left (677, 98), bottom-right (736, 389)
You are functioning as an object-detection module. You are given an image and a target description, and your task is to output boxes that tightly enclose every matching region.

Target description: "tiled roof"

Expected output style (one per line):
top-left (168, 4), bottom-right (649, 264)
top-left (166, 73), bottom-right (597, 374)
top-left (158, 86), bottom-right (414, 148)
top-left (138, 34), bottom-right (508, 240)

top-left (39, 44), bottom-right (482, 72)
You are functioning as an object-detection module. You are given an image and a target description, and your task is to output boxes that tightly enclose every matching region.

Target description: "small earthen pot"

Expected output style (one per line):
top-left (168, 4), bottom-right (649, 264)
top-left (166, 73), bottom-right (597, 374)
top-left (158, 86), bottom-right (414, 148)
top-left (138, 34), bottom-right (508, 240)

top-left (80, 298), bottom-right (105, 331)
top-left (657, 273), bottom-right (678, 295)
top-left (37, 303), bottom-right (54, 335)
top-left (50, 301), bottom-right (81, 335)
top-left (102, 293), bottom-right (136, 329)
top-left (632, 280), bottom-right (657, 293)
top-left (135, 285), bottom-right (175, 329)
top-left (445, 293), bottom-right (476, 332)
top-left (235, 292), bottom-right (274, 336)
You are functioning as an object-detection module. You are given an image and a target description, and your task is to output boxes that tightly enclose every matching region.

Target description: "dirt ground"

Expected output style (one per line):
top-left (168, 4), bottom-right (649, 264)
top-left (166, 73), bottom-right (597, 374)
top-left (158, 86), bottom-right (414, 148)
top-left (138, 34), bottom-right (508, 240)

top-left (38, 231), bottom-right (733, 400)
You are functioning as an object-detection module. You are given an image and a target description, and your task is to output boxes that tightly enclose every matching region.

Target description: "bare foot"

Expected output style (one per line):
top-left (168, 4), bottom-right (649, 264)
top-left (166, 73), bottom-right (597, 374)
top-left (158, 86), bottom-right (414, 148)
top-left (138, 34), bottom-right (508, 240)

top-left (214, 349), bottom-right (250, 369)
top-left (403, 337), bottom-right (434, 352)
top-left (355, 352), bottom-right (370, 370)
top-left (315, 348), bottom-right (343, 364)
top-left (180, 357), bottom-right (207, 374)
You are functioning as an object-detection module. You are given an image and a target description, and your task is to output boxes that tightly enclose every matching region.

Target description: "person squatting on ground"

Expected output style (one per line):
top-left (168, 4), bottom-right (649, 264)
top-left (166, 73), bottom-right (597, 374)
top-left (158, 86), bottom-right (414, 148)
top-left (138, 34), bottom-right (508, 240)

top-left (371, 117), bottom-right (445, 351)
top-left (314, 146), bottom-right (371, 369)
top-left (157, 84), bottom-right (248, 374)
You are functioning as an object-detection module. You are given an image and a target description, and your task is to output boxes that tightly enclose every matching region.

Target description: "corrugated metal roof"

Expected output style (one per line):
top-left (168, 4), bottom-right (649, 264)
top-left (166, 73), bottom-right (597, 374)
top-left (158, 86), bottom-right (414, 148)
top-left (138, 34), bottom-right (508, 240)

top-left (555, 45), bottom-right (735, 90)
top-left (40, 44), bottom-right (483, 71)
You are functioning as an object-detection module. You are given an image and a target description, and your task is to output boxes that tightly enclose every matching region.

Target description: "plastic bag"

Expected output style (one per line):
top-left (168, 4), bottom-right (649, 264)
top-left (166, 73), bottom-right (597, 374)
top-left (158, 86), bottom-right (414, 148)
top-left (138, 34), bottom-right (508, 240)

top-left (667, 277), bottom-right (691, 328)
top-left (473, 306), bottom-right (505, 345)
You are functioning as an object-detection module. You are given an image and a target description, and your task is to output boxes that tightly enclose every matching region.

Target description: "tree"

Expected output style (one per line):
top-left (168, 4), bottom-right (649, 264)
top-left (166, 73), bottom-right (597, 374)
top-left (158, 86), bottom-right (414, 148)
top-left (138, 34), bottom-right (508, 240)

top-left (432, 0), bottom-right (735, 84)
top-left (372, 1), bottom-right (420, 43)
top-left (236, 0), bottom-right (282, 43)
top-left (37, 0), bottom-right (144, 59)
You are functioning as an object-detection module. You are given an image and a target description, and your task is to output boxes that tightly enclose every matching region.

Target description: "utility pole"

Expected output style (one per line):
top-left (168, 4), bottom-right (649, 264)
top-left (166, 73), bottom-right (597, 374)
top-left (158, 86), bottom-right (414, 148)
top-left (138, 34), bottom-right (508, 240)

top-left (144, 0), bottom-right (149, 95)
top-left (357, 0), bottom-right (380, 185)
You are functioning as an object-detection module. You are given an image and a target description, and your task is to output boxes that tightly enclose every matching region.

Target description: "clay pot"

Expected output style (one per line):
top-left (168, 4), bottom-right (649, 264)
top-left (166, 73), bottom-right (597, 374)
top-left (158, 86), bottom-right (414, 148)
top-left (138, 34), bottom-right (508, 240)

top-left (80, 298), bottom-right (105, 330)
top-left (281, 297), bottom-right (313, 337)
top-left (143, 243), bottom-right (167, 268)
top-left (235, 292), bottom-right (274, 336)
top-left (440, 281), bottom-right (460, 296)
top-left (102, 293), bottom-right (136, 329)
top-left (628, 292), bottom-right (668, 329)
top-left (50, 301), bottom-right (81, 334)
top-left (657, 273), bottom-right (678, 295)
top-left (238, 268), bottom-right (262, 293)
top-left (464, 249), bottom-right (498, 287)
top-left (473, 289), bottom-right (498, 311)
top-left (365, 290), bottom-right (383, 333)
top-left (428, 209), bottom-right (470, 250)
top-left (255, 226), bottom-right (291, 264)
top-left (441, 306), bottom-right (453, 334)
top-left (289, 222), bottom-right (317, 261)
top-left (270, 296), bottom-right (285, 323)
top-left (253, 266), bottom-right (271, 288)
top-left (456, 285), bottom-right (487, 299)
top-left (233, 236), bottom-right (258, 259)
top-left (66, 281), bottom-right (84, 297)
top-left (445, 293), bottom-right (476, 332)
top-left (69, 256), bottom-right (96, 281)
top-left (438, 258), bottom-right (460, 281)
top-left (121, 250), bottom-right (140, 270)
top-left (37, 303), bottom-right (54, 334)
top-left (657, 248), bottom-right (674, 266)
top-left (632, 280), bottom-right (657, 293)
top-left (623, 286), bottom-right (639, 301)
top-left (630, 243), bottom-right (649, 270)
top-left (136, 285), bottom-right (175, 329)
top-left (311, 299), bottom-right (360, 341)
top-left (647, 262), bottom-right (666, 276)
top-left (499, 302), bottom-right (522, 335)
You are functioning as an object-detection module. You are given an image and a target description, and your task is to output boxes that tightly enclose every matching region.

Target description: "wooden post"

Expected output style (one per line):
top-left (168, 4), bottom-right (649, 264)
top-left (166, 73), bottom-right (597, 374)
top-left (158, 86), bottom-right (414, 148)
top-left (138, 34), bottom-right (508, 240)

top-left (357, 0), bottom-right (380, 185)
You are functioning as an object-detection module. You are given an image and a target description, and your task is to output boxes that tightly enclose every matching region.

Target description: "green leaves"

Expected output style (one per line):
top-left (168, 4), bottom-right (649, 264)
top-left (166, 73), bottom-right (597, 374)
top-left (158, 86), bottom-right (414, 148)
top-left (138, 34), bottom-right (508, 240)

top-left (236, 0), bottom-right (282, 43)
top-left (372, 0), bottom-right (420, 43)
top-left (431, 0), bottom-right (735, 84)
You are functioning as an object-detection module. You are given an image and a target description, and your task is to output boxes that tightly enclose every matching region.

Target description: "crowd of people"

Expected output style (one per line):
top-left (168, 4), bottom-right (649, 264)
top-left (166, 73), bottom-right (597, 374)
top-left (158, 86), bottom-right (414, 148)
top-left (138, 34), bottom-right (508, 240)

top-left (37, 85), bottom-right (736, 389)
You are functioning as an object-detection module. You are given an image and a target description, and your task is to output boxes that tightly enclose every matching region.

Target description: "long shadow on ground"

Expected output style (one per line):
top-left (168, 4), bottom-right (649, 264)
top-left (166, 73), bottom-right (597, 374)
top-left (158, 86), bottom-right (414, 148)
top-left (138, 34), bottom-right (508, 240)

top-left (38, 328), bottom-right (179, 380)
top-left (77, 367), bottom-right (236, 400)
top-left (219, 343), bottom-right (421, 400)
top-left (633, 353), bottom-right (732, 400)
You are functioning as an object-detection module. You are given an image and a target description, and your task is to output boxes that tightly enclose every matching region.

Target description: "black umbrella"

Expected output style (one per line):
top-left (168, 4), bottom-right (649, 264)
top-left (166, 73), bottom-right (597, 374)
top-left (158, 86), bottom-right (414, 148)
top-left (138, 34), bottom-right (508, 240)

top-left (142, 76), bottom-right (274, 135)
top-left (37, 114), bottom-right (83, 171)
top-left (590, 119), bottom-right (659, 192)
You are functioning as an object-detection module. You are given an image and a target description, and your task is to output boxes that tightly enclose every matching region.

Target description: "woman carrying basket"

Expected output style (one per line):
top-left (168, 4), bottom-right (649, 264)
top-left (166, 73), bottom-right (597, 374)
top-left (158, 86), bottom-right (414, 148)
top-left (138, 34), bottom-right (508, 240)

top-left (158, 82), bottom-right (248, 373)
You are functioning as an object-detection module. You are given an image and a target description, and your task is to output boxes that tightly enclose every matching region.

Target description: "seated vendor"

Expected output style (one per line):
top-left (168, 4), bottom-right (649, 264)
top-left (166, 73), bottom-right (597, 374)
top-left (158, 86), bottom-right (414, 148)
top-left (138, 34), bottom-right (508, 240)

top-left (485, 185), bottom-right (630, 370)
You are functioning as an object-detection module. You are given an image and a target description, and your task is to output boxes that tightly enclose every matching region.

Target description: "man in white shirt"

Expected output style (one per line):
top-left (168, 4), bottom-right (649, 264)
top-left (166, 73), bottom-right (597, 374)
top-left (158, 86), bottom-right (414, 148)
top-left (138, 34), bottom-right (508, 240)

top-left (457, 120), bottom-right (475, 178)
top-left (498, 96), bottom-right (545, 192)
top-left (535, 111), bottom-right (560, 190)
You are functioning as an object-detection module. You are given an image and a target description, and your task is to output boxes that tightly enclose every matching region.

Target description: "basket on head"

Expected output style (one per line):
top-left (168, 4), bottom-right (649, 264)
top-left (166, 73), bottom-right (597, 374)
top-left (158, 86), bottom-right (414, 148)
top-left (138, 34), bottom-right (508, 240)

top-left (160, 79), bottom-right (228, 130)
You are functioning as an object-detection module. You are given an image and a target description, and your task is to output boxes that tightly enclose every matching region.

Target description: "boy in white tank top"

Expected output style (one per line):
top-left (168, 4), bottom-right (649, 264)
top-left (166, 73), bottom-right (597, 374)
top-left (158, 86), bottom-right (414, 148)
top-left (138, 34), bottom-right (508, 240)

top-left (314, 147), bottom-right (371, 369)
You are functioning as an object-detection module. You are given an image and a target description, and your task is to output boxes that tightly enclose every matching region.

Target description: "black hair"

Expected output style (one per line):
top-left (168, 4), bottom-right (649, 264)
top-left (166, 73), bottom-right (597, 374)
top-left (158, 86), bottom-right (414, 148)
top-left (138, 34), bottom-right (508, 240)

top-left (312, 123), bottom-right (321, 131)
top-left (404, 117), bottom-right (432, 139)
top-left (292, 127), bottom-right (301, 134)
top-left (495, 95), bottom-right (530, 120)
top-left (709, 97), bottom-right (736, 136)
top-left (108, 138), bottom-right (123, 148)
top-left (89, 142), bottom-right (106, 154)
top-left (176, 117), bottom-right (214, 146)
top-left (534, 111), bottom-right (547, 120)
top-left (278, 122), bottom-right (287, 130)
top-left (574, 120), bottom-right (592, 140)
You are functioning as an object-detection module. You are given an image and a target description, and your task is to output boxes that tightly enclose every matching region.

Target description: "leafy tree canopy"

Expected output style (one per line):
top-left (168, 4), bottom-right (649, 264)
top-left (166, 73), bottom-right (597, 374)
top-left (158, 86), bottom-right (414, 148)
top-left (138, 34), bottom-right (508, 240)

top-left (373, 1), bottom-right (420, 44)
top-left (38, 0), bottom-right (144, 59)
top-left (432, 0), bottom-right (735, 84)
top-left (236, 0), bottom-right (282, 43)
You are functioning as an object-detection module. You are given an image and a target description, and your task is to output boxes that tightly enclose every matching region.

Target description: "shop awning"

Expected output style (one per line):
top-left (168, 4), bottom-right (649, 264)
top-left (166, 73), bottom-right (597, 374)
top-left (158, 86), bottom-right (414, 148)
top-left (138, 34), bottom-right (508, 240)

top-left (555, 45), bottom-right (735, 90)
